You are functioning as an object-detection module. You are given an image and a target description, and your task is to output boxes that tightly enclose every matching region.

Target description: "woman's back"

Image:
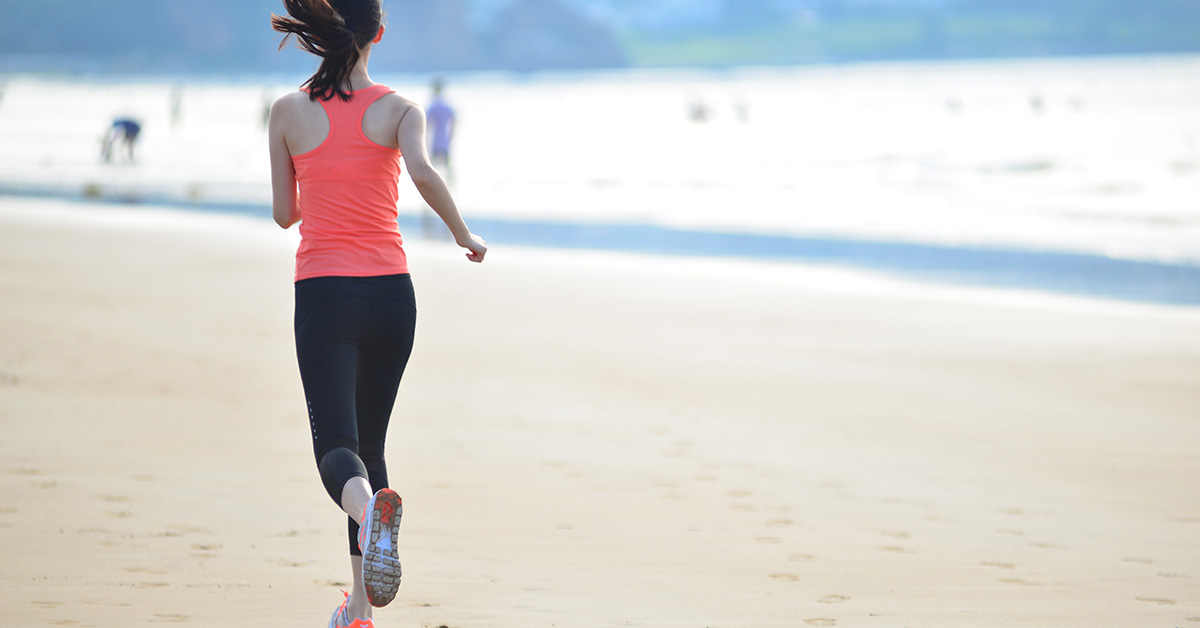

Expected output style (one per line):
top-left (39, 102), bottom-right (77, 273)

top-left (280, 85), bottom-right (413, 281)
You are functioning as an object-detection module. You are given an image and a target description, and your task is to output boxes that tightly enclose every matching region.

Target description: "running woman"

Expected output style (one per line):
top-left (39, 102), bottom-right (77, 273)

top-left (268, 2), bottom-right (487, 627)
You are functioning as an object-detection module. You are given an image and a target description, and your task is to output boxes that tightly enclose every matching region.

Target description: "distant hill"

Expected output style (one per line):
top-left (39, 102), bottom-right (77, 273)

top-left (0, 0), bottom-right (626, 74)
top-left (615, 0), bottom-right (1200, 67)
top-left (1, 0), bottom-right (1198, 74)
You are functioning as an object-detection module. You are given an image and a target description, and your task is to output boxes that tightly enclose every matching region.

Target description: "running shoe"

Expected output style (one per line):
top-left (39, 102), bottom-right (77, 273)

top-left (328, 591), bottom-right (374, 628)
top-left (358, 488), bottom-right (403, 607)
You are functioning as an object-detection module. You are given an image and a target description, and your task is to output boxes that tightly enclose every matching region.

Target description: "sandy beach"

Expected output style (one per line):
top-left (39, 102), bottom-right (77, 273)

top-left (1, 195), bottom-right (1199, 627)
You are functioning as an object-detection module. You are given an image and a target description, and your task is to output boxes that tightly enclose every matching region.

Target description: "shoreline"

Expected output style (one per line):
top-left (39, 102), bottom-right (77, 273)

top-left (4, 193), bottom-right (1200, 308)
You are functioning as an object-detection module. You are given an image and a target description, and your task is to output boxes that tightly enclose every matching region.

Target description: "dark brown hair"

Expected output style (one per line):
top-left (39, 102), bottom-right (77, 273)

top-left (271, 0), bottom-right (384, 102)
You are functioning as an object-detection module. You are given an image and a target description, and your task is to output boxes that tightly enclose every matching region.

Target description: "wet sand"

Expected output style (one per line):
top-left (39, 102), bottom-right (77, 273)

top-left (1, 196), bottom-right (1198, 627)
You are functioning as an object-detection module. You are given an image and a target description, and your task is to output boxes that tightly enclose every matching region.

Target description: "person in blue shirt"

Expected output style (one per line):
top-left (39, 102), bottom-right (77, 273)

top-left (422, 77), bottom-right (457, 238)
top-left (425, 77), bottom-right (456, 179)
top-left (101, 117), bottom-right (141, 164)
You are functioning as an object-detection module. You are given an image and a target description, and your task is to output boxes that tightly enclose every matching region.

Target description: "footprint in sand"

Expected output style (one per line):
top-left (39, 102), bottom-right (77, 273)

top-left (982, 561), bottom-right (1016, 570)
top-left (125, 567), bottom-right (168, 575)
top-left (881, 530), bottom-right (910, 539)
top-left (769, 573), bottom-right (799, 582)
top-left (767, 518), bottom-right (794, 527)
top-left (999, 578), bottom-right (1039, 586)
top-left (1135, 597), bottom-right (1175, 606)
top-left (1123, 557), bottom-right (1155, 564)
top-left (879, 545), bottom-right (913, 554)
top-left (98, 495), bottom-right (131, 503)
top-left (728, 489), bottom-right (752, 498)
top-left (31, 601), bottom-right (62, 610)
top-left (731, 503), bottom-right (758, 512)
top-left (190, 543), bottom-right (222, 560)
top-left (150, 614), bottom-right (188, 623)
top-left (789, 553), bottom-right (816, 562)
top-left (6, 467), bottom-right (43, 476)
top-left (803, 619), bottom-right (836, 627)
top-left (818, 595), bottom-right (850, 604)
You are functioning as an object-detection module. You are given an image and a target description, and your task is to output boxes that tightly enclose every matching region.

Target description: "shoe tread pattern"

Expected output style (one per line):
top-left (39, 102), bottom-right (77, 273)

top-left (362, 489), bottom-right (402, 607)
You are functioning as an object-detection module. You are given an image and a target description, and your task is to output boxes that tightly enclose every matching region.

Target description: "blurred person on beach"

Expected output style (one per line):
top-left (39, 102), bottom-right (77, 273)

top-left (262, 88), bottom-right (274, 131)
top-left (101, 117), bottom-right (141, 164)
top-left (422, 77), bottom-right (456, 238)
top-left (170, 85), bottom-right (184, 128)
top-left (268, 1), bottom-right (487, 627)
top-left (425, 77), bottom-right (455, 176)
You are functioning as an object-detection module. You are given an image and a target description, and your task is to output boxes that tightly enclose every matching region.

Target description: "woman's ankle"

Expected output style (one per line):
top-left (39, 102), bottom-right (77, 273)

top-left (346, 591), bottom-right (373, 620)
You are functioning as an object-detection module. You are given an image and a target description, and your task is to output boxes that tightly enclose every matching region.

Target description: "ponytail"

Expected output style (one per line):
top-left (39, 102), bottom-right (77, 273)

top-left (271, 0), bottom-right (383, 102)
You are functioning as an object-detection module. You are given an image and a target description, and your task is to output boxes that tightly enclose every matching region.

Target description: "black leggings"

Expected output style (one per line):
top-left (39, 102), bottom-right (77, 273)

top-left (294, 274), bottom-right (416, 556)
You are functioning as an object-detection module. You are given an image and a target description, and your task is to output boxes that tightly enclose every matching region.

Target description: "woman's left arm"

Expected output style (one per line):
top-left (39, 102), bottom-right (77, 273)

top-left (268, 98), bottom-right (301, 229)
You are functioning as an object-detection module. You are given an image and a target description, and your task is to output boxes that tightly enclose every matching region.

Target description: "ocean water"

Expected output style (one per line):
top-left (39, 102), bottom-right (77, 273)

top-left (1, 55), bottom-right (1198, 303)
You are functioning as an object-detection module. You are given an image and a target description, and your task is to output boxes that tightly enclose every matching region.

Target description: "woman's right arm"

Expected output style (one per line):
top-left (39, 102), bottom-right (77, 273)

top-left (268, 98), bottom-right (301, 229)
top-left (396, 104), bottom-right (486, 263)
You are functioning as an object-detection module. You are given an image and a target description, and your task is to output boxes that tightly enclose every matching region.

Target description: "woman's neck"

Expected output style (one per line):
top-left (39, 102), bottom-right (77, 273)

top-left (343, 50), bottom-right (373, 92)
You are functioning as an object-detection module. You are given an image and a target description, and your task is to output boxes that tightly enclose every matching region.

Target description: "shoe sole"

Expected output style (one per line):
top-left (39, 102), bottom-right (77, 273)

top-left (361, 489), bottom-right (402, 608)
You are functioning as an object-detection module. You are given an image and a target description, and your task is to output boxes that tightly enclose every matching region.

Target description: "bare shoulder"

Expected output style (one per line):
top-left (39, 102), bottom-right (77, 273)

top-left (270, 91), bottom-right (311, 124)
top-left (272, 90), bottom-right (308, 111)
top-left (267, 94), bottom-right (292, 138)
top-left (376, 91), bottom-right (422, 121)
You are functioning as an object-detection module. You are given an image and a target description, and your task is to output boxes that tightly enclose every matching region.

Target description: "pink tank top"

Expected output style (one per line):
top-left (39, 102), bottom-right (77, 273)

top-left (291, 84), bottom-right (408, 281)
